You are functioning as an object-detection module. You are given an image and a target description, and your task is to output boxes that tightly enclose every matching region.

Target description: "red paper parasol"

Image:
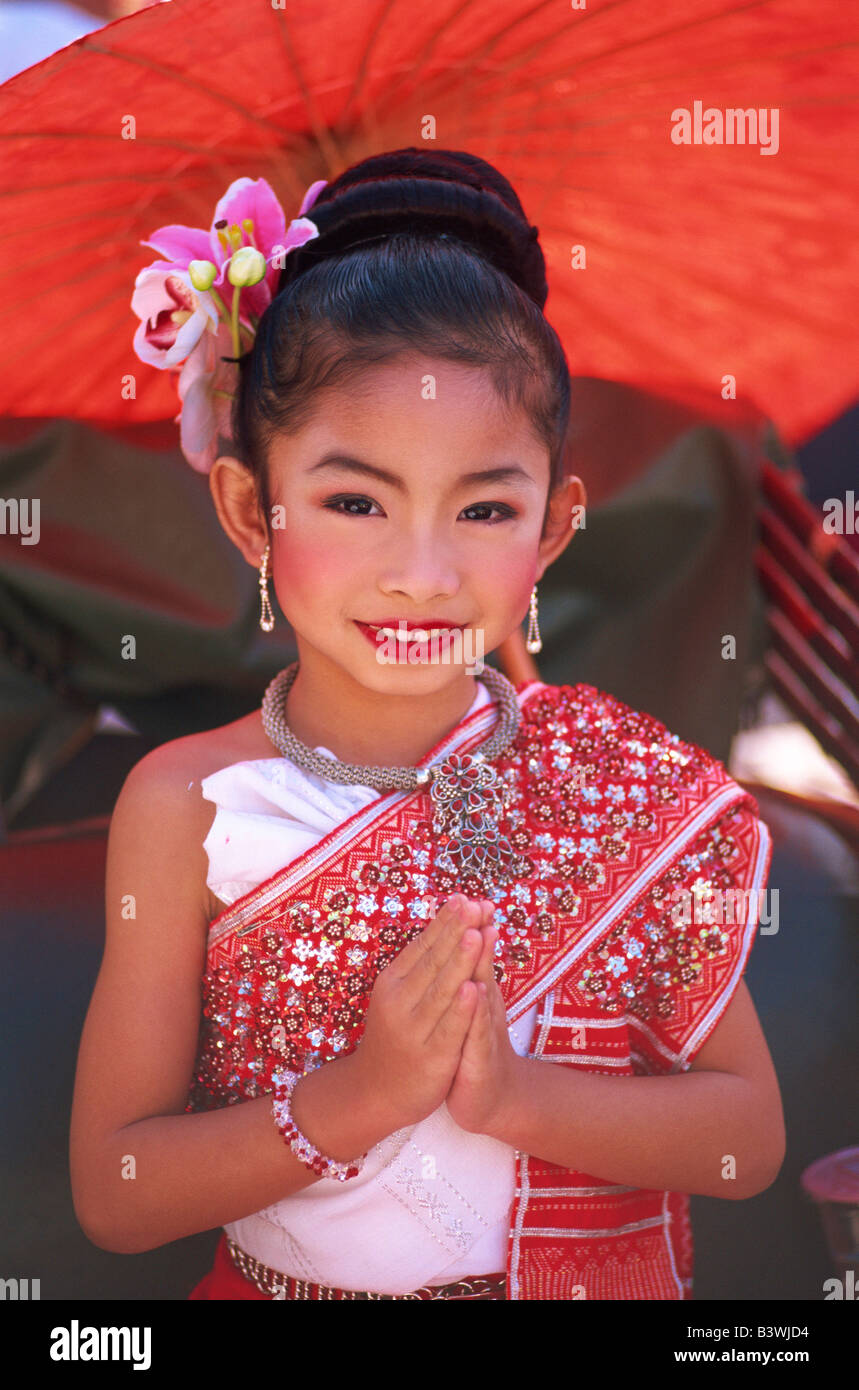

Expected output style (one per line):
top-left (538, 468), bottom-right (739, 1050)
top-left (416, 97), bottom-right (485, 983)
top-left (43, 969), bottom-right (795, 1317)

top-left (0, 0), bottom-right (856, 446)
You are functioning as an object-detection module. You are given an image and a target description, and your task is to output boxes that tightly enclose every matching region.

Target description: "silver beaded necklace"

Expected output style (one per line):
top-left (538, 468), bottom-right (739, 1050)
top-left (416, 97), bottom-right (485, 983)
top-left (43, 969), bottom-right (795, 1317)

top-left (261, 660), bottom-right (523, 882)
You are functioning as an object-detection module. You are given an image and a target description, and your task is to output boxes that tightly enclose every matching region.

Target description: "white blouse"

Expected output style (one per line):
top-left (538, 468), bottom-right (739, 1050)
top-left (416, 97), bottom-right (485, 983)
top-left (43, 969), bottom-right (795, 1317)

top-left (200, 680), bottom-right (539, 1294)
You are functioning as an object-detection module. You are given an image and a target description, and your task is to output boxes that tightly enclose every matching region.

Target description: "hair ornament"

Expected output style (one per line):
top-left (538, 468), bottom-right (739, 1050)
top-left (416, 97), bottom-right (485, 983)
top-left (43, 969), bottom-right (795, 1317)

top-left (130, 177), bottom-right (328, 472)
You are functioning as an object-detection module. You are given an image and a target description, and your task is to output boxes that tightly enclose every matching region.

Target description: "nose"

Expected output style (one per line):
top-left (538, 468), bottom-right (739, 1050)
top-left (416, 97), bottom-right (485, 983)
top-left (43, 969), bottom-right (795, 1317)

top-left (377, 529), bottom-right (461, 606)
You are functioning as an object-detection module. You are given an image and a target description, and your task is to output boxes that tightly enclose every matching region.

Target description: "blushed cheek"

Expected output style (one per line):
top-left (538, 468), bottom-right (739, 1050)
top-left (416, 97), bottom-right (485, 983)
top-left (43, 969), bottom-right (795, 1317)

top-left (271, 523), bottom-right (360, 606)
top-left (490, 549), bottom-right (537, 614)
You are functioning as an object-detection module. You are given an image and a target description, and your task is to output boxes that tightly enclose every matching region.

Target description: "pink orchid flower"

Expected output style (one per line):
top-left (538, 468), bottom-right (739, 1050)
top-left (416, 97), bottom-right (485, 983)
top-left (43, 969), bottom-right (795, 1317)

top-left (131, 176), bottom-right (327, 470)
top-left (204, 175), bottom-right (326, 322)
top-left (132, 263), bottom-right (219, 370)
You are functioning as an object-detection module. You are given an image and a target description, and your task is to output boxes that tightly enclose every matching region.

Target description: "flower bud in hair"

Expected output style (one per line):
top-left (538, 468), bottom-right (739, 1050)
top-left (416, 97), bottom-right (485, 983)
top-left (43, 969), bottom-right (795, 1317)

top-left (189, 259), bottom-right (218, 292)
top-left (227, 246), bottom-right (267, 287)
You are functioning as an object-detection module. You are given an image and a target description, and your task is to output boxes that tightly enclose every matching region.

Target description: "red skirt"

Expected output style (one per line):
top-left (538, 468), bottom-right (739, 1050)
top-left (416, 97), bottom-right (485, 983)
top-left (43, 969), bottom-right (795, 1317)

top-left (188, 1232), bottom-right (268, 1300)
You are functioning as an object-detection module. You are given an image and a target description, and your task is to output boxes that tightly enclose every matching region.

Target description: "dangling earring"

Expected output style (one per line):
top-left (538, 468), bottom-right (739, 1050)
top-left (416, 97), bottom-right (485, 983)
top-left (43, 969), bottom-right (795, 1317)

top-left (258, 543), bottom-right (275, 632)
top-left (525, 584), bottom-right (542, 654)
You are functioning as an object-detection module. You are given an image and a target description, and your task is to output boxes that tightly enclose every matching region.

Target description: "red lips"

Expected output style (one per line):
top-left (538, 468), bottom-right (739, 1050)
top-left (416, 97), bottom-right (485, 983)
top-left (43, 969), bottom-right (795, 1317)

top-left (360, 618), bottom-right (464, 629)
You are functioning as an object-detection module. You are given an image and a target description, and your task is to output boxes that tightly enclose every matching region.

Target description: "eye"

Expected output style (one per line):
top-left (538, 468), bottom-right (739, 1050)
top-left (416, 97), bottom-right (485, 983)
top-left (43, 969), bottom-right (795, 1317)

top-left (460, 502), bottom-right (517, 524)
top-left (323, 494), bottom-right (383, 516)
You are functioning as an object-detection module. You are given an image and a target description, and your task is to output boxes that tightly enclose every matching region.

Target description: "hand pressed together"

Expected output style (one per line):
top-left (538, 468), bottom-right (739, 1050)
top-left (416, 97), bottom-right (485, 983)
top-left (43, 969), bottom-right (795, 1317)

top-left (350, 891), bottom-right (524, 1139)
top-left (443, 898), bottom-right (526, 1138)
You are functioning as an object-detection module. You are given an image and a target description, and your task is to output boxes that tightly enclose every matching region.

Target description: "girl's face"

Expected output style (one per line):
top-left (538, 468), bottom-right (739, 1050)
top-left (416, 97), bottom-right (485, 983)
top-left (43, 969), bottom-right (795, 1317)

top-left (262, 354), bottom-right (558, 694)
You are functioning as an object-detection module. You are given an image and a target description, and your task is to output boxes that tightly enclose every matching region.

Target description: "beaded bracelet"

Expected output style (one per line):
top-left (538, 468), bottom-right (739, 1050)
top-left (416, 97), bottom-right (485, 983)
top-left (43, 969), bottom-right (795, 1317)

top-left (271, 1069), bottom-right (367, 1181)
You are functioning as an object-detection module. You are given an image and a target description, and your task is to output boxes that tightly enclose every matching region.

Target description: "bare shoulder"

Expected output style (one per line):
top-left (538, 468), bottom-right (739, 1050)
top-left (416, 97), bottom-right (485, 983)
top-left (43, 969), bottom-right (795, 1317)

top-left (71, 709), bottom-right (274, 1187)
top-left (123, 706), bottom-right (272, 794)
top-left (112, 708), bottom-right (272, 923)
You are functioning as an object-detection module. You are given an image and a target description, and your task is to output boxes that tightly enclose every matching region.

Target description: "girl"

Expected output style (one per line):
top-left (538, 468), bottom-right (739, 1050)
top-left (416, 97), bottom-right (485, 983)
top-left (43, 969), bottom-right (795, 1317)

top-left (70, 146), bottom-right (785, 1301)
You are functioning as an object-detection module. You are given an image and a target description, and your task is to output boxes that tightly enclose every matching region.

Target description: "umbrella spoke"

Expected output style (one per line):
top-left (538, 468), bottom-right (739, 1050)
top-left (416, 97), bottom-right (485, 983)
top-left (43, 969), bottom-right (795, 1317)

top-left (334, 0), bottom-right (400, 135)
top-left (270, 8), bottom-right (346, 177)
top-left (79, 38), bottom-right (294, 137)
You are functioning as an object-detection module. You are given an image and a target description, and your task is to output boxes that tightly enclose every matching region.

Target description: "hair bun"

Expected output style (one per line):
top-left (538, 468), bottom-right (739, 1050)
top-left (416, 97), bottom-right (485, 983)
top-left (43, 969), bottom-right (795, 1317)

top-left (278, 146), bottom-right (548, 308)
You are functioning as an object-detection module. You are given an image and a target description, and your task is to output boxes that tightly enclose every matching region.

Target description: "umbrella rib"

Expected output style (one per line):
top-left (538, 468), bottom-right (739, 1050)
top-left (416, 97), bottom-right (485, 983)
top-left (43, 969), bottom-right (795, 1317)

top-left (0, 257), bottom-right (146, 326)
top-left (0, 172), bottom-right (259, 197)
top-left (270, 7), bottom-right (345, 178)
top-left (0, 181), bottom-right (220, 247)
top-left (373, 0), bottom-right (619, 121)
top-left (6, 31), bottom-right (853, 173)
top-left (0, 171), bottom-right (318, 237)
top-left (0, 132), bottom-right (320, 156)
top-left (8, 67), bottom-right (842, 174)
top-left (548, 240), bottom-right (851, 338)
top-left (437, 75), bottom-right (859, 127)
top-left (373, 0), bottom-right (777, 126)
top-left (4, 67), bottom-right (853, 188)
top-left (452, 36), bottom-right (859, 109)
top-left (334, 0), bottom-right (401, 134)
top-left (364, 0), bottom-right (497, 124)
top-left (481, 0), bottom-right (779, 82)
top-left (60, 38), bottom-right (296, 138)
top-left (554, 288), bottom-right (713, 379)
top-left (0, 300), bottom-right (134, 352)
top-left (460, 82), bottom-right (859, 134)
top-left (374, 0), bottom-right (812, 126)
top-left (374, 0), bottom-right (577, 124)
top-left (1, 255), bottom-right (271, 357)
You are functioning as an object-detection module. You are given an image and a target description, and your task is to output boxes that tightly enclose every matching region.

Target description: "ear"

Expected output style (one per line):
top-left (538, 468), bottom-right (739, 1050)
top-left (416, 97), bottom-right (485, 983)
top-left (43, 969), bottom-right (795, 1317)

top-left (208, 454), bottom-right (269, 568)
top-left (534, 474), bottom-right (587, 581)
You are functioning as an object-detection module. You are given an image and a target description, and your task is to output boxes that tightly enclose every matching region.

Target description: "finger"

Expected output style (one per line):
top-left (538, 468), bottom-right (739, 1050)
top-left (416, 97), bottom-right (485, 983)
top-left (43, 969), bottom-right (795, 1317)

top-left (388, 893), bottom-right (475, 982)
top-left (410, 923), bottom-right (485, 1033)
top-left (403, 894), bottom-right (485, 993)
top-left (426, 976), bottom-right (479, 1052)
top-left (471, 919), bottom-right (498, 988)
top-left (475, 943), bottom-right (508, 1037)
top-left (481, 979), bottom-right (507, 1047)
top-left (460, 981), bottom-right (491, 1057)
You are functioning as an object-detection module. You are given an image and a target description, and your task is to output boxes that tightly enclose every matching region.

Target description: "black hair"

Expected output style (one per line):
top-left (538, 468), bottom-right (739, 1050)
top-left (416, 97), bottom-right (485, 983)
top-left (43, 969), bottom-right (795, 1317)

top-left (231, 146), bottom-right (571, 536)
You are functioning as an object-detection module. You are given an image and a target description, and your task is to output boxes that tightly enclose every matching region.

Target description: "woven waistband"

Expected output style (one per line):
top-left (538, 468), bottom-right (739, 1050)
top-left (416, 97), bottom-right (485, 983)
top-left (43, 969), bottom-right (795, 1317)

top-left (225, 1236), bottom-right (507, 1300)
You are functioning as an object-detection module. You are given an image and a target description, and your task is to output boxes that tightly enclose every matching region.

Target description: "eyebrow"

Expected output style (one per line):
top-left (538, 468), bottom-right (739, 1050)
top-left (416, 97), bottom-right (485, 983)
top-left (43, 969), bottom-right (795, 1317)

top-left (306, 452), bottom-right (539, 492)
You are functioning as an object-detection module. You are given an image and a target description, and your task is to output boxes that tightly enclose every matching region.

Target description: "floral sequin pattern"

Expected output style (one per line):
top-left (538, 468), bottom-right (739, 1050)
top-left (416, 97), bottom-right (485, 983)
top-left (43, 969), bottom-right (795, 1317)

top-left (574, 802), bottom-right (751, 1024)
top-left (187, 856), bottom-right (434, 1111)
